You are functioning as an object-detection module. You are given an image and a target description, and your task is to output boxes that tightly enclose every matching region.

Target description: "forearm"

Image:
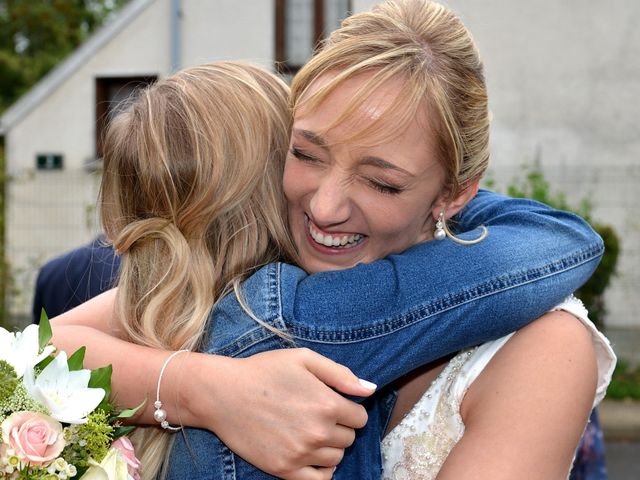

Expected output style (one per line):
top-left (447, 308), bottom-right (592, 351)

top-left (51, 324), bottom-right (210, 428)
top-left (282, 190), bottom-right (603, 386)
top-left (51, 289), bottom-right (119, 334)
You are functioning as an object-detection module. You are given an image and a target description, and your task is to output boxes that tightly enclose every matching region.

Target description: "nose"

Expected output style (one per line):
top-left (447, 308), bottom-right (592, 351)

top-left (308, 170), bottom-right (352, 227)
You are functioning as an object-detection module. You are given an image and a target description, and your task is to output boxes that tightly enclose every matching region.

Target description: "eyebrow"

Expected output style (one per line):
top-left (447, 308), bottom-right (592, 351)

top-left (360, 156), bottom-right (415, 177)
top-left (293, 128), bottom-right (415, 177)
top-left (294, 129), bottom-right (328, 149)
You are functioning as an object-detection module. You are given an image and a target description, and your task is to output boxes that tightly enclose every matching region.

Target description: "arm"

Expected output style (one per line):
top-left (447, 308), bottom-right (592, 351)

top-left (279, 190), bottom-right (602, 386)
top-left (437, 310), bottom-right (598, 479)
top-left (51, 321), bottom-right (373, 480)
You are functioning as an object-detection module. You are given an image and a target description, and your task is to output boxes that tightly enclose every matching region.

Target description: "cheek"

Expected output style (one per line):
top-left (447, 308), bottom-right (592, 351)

top-left (282, 160), bottom-right (301, 204)
top-left (283, 160), bottom-right (320, 207)
top-left (370, 201), bottom-right (432, 243)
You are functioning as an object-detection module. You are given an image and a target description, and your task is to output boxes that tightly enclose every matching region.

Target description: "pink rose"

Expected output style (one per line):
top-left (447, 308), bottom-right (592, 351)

top-left (1, 412), bottom-right (65, 466)
top-left (111, 437), bottom-right (142, 480)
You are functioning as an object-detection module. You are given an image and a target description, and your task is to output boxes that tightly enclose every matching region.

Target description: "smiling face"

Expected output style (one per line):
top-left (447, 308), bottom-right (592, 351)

top-left (283, 72), bottom-right (450, 273)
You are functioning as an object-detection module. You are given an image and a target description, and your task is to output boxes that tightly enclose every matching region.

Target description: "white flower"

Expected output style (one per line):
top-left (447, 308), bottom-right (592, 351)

top-left (80, 448), bottom-right (132, 480)
top-left (22, 351), bottom-right (105, 424)
top-left (0, 324), bottom-right (55, 378)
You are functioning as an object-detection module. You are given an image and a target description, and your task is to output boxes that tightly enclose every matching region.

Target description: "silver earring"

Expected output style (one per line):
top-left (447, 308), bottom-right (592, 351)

top-left (434, 212), bottom-right (446, 241)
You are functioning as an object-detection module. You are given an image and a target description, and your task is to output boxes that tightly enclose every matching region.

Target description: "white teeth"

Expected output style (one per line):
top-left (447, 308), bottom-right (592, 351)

top-left (309, 224), bottom-right (363, 248)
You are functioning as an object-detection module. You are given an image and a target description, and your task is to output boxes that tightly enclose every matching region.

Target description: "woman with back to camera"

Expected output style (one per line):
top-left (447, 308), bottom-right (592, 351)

top-left (52, 1), bottom-right (613, 479)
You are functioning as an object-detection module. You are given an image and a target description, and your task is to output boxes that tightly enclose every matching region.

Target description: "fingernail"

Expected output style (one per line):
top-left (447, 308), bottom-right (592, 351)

top-left (358, 378), bottom-right (377, 390)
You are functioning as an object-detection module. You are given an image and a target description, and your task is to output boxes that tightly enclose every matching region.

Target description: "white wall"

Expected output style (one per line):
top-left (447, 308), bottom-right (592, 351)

top-left (441, 0), bottom-right (640, 328)
top-left (353, 1), bottom-right (639, 328)
top-left (181, 0), bottom-right (275, 69)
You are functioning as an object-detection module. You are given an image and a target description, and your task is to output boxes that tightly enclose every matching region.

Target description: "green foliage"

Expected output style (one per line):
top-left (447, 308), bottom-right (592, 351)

top-left (89, 364), bottom-right (113, 412)
top-left (0, 383), bottom-right (48, 423)
top-left (62, 410), bottom-right (114, 475)
top-left (68, 346), bottom-right (87, 371)
top-left (607, 359), bottom-right (640, 400)
top-left (0, 359), bottom-right (18, 399)
top-left (38, 309), bottom-right (52, 350)
top-left (497, 163), bottom-right (620, 328)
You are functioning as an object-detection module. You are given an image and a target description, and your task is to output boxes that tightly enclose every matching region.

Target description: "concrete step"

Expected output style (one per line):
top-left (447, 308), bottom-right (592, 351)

top-left (600, 400), bottom-right (640, 441)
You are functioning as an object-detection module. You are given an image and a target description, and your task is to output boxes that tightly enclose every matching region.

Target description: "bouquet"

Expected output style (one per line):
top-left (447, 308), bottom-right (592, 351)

top-left (0, 313), bottom-right (142, 479)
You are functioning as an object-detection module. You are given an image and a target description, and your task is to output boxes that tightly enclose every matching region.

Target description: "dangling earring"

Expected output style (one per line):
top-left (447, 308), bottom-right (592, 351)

top-left (434, 212), bottom-right (447, 241)
top-left (434, 211), bottom-right (488, 245)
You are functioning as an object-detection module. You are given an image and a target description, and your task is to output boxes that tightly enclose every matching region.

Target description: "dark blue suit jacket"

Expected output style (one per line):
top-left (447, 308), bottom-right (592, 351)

top-left (32, 236), bottom-right (120, 322)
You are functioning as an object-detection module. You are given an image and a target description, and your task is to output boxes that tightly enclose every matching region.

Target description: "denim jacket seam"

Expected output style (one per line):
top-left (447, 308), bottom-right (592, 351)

top-left (206, 327), bottom-right (277, 357)
top-left (285, 242), bottom-right (603, 343)
top-left (270, 262), bottom-right (287, 331)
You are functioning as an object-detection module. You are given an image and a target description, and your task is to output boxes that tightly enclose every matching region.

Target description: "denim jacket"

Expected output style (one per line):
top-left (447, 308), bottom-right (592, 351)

top-left (167, 191), bottom-right (604, 479)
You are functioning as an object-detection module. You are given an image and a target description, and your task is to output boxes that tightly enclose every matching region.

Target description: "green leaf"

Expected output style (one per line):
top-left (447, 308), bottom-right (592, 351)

top-left (112, 425), bottom-right (136, 440)
top-left (38, 309), bottom-right (52, 351)
top-left (35, 355), bottom-right (55, 372)
top-left (67, 346), bottom-right (86, 371)
top-left (116, 399), bottom-right (146, 419)
top-left (89, 365), bottom-right (113, 410)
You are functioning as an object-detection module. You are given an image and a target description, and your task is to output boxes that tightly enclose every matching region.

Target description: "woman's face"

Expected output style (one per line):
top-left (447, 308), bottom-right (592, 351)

top-left (284, 73), bottom-right (448, 273)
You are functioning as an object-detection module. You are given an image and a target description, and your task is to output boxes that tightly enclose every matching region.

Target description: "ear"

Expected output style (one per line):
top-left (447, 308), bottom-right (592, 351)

top-left (432, 178), bottom-right (481, 221)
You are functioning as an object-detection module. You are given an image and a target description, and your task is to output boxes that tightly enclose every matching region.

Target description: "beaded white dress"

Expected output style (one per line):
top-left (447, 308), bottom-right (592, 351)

top-left (380, 296), bottom-right (616, 480)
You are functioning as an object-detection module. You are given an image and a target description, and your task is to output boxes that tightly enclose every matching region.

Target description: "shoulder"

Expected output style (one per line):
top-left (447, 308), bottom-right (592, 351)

top-left (37, 244), bottom-right (97, 282)
top-left (438, 312), bottom-right (600, 478)
top-left (463, 310), bottom-right (598, 420)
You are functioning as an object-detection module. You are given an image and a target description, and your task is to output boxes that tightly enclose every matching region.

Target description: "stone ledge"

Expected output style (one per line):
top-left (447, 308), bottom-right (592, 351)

top-left (600, 399), bottom-right (640, 441)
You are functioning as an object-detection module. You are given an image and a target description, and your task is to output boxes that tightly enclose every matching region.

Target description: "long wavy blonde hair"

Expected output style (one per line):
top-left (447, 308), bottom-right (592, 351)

top-left (291, 0), bottom-right (490, 199)
top-left (100, 61), bottom-right (296, 478)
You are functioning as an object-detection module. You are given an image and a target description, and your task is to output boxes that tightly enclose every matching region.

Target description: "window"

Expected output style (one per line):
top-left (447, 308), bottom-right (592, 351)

top-left (36, 153), bottom-right (63, 170)
top-left (275, 0), bottom-right (351, 75)
top-left (95, 76), bottom-right (157, 159)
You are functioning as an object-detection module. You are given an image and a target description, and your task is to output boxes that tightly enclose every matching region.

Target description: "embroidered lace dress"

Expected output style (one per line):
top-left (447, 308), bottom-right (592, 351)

top-left (381, 296), bottom-right (616, 480)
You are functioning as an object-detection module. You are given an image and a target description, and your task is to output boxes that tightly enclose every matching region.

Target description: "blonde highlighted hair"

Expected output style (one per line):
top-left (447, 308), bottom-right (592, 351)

top-left (100, 61), bottom-right (296, 478)
top-left (291, 0), bottom-right (490, 199)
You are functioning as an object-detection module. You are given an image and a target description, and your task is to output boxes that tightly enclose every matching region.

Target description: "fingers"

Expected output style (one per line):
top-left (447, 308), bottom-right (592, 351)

top-left (306, 447), bottom-right (345, 467)
top-left (301, 349), bottom-right (377, 398)
top-left (284, 466), bottom-right (336, 480)
top-left (333, 397), bottom-right (368, 429)
top-left (324, 424), bottom-right (356, 449)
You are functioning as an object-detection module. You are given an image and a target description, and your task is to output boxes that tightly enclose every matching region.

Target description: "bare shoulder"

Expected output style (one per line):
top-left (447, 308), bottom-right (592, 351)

top-left (463, 310), bottom-right (598, 420)
top-left (440, 311), bottom-right (599, 479)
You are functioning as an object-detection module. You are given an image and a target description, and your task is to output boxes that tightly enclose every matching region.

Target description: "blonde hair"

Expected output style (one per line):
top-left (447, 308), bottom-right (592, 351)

top-left (100, 61), bottom-right (296, 478)
top-left (291, 0), bottom-right (490, 199)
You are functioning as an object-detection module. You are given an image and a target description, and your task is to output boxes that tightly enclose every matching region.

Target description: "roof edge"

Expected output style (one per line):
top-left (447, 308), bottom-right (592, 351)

top-left (0, 0), bottom-right (156, 135)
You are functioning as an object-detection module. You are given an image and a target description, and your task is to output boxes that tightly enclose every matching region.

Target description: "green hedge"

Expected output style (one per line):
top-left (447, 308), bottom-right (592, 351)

top-left (608, 360), bottom-right (640, 400)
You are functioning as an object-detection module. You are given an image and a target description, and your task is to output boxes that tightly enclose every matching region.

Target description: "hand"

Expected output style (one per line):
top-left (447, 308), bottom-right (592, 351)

top-left (182, 348), bottom-right (376, 479)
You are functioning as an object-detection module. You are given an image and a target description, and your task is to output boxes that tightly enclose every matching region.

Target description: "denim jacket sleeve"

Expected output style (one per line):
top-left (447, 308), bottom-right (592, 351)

top-left (277, 190), bottom-right (604, 386)
top-left (168, 190), bottom-right (603, 480)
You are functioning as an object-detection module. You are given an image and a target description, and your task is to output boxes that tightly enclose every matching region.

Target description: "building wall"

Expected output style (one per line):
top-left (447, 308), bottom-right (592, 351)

top-left (354, 0), bottom-right (640, 328)
top-left (181, 0), bottom-right (274, 69)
